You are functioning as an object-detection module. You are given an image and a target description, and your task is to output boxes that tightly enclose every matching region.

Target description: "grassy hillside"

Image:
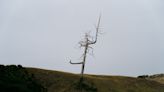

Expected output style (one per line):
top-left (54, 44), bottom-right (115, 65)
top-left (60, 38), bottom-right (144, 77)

top-left (150, 77), bottom-right (164, 84)
top-left (148, 74), bottom-right (164, 84)
top-left (0, 65), bottom-right (163, 92)
top-left (27, 68), bottom-right (164, 92)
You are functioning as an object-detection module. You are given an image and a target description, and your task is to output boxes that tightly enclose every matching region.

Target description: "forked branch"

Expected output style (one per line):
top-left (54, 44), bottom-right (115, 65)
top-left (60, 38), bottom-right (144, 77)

top-left (69, 15), bottom-right (101, 79)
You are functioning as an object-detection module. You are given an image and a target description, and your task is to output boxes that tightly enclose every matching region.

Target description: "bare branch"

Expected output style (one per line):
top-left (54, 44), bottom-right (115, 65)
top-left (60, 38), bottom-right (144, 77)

top-left (69, 60), bottom-right (83, 64)
top-left (88, 15), bottom-right (101, 45)
top-left (87, 47), bottom-right (94, 56)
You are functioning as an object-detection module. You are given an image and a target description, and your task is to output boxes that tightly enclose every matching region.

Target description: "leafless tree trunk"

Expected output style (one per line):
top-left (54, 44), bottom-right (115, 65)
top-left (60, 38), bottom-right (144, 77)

top-left (70, 15), bottom-right (101, 91)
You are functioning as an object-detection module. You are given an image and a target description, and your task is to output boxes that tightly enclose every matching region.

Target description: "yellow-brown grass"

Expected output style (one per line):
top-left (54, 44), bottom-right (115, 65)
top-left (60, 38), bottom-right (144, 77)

top-left (26, 68), bottom-right (164, 92)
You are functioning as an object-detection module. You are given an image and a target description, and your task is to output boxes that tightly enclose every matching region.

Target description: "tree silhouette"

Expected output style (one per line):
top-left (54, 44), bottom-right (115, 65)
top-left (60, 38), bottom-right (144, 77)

top-left (70, 15), bottom-right (101, 91)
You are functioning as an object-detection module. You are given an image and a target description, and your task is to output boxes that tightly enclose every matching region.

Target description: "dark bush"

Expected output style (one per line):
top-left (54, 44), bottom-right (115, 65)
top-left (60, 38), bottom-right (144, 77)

top-left (0, 64), bottom-right (46, 92)
top-left (74, 78), bottom-right (97, 92)
top-left (17, 64), bottom-right (23, 69)
top-left (137, 75), bottom-right (149, 79)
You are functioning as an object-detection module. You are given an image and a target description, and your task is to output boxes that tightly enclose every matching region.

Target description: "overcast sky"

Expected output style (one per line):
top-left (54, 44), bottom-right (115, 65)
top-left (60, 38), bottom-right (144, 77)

top-left (0, 0), bottom-right (164, 76)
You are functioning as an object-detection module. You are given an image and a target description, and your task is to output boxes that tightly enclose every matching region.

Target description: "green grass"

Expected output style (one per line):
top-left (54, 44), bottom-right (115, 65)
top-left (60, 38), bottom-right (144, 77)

top-left (27, 68), bottom-right (164, 92)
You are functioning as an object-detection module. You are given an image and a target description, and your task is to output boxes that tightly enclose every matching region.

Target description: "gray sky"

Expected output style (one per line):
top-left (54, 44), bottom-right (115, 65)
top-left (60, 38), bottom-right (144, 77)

top-left (0, 0), bottom-right (164, 76)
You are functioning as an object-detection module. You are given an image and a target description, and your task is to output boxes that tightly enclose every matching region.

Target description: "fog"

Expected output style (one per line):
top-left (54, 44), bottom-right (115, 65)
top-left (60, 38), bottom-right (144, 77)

top-left (0, 0), bottom-right (164, 76)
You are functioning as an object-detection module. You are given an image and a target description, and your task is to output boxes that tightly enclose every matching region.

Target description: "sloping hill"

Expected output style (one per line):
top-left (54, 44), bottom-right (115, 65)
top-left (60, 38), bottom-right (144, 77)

top-left (0, 65), bottom-right (163, 92)
top-left (27, 68), bottom-right (164, 92)
top-left (148, 74), bottom-right (164, 84)
top-left (151, 77), bottom-right (164, 84)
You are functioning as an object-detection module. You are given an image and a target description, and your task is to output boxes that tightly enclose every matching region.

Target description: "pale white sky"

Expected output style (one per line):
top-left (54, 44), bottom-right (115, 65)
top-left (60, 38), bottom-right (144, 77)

top-left (0, 0), bottom-right (163, 76)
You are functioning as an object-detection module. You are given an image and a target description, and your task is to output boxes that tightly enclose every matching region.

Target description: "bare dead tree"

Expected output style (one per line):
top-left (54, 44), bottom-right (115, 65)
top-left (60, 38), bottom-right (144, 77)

top-left (70, 15), bottom-right (101, 82)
